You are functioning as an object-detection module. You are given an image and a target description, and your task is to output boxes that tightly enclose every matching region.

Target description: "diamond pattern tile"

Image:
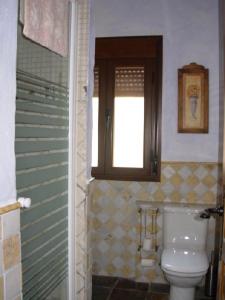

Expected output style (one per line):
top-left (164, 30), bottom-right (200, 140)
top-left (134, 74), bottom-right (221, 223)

top-left (97, 212), bottom-right (110, 224)
top-left (113, 227), bottom-right (126, 239)
top-left (114, 196), bottom-right (126, 208)
top-left (152, 190), bottom-right (165, 202)
top-left (112, 243), bottom-right (125, 254)
top-left (194, 165), bottom-right (209, 180)
top-left (162, 166), bottom-right (176, 178)
top-left (170, 174), bottom-right (183, 186)
top-left (98, 240), bottom-right (110, 253)
top-left (186, 175), bottom-right (199, 187)
top-left (91, 162), bottom-right (218, 284)
top-left (162, 182), bottom-right (174, 194)
top-left (202, 175), bottom-right (216, 188)
top-left (178, 166), bottom-right (192, 179)
top-left (99, 181), bottom-right (112, 192)
top-left (112, 257), bottom-right (125, 269)
top-left (113, 211), bottom-right (126, 224)
top-left (129, 182), bottom-right (142, 194)
top-left (194, 183), bottom-right (208, 196)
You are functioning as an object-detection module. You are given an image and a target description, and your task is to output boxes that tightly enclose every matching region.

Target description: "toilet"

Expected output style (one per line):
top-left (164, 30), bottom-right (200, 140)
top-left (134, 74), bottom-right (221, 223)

top-left (161, 206), bottom-right (209, 300)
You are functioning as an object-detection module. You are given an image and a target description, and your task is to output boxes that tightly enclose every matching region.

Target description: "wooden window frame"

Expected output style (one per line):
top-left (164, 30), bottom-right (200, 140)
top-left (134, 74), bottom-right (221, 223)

top-left (92, 36), bottom-right (162, 182)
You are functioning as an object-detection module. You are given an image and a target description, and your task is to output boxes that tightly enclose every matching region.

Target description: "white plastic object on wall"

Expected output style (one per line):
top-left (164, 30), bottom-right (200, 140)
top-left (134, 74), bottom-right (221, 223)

top-left (17, 197), bottom-right (31, 208)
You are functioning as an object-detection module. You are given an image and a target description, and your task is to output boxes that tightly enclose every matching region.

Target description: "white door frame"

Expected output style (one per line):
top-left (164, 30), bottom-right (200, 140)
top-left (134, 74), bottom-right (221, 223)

top-left (68, 1), bottom-right (78, 299)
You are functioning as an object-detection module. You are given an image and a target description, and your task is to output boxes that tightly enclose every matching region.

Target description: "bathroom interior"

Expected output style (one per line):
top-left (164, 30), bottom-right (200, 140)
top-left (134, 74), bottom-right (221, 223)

top-left (90, 0), bottom-right (223, 299)
top-left (1, 0), bottom-right (225, 300)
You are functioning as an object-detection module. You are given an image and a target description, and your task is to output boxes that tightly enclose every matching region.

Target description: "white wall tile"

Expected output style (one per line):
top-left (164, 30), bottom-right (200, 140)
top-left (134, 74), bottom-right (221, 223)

top-left (2, 210), bottom-right (20, 240)
top-left (4, 264), bottom-right (22, 300)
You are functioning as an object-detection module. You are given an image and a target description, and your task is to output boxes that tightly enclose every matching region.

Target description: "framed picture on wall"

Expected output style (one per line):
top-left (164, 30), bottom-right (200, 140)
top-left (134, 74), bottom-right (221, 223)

top-left (178, 62), bottom-right (209, 133)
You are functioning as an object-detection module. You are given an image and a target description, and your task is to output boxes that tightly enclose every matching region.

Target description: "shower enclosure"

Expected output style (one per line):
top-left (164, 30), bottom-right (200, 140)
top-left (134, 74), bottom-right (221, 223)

top-left (16, 24), bottom-right (70, 300)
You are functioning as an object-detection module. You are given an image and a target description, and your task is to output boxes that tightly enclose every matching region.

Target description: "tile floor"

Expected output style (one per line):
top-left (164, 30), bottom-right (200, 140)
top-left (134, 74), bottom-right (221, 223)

top-left (92, 275), bottom-right (215, 300)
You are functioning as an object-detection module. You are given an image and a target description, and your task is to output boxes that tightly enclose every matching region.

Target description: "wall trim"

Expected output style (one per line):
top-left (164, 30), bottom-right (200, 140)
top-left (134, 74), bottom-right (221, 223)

top-left (161, 161), bottom-right (220, 165)
top-left (0, 202), bottom-right (20, 215)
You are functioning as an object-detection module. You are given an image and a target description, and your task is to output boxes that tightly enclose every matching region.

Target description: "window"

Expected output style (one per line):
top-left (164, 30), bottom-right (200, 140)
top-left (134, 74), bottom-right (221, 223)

top-left (92, 37), bottom-right (162, 181)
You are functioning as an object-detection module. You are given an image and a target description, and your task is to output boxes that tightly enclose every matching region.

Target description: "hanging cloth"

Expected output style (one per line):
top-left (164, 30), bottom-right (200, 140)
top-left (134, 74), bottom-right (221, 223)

top-left (22, 0), bottom-right (69, 57)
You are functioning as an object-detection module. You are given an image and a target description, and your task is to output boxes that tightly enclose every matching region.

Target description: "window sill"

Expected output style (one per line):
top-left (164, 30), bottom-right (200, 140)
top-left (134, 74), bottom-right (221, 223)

top-left (91, 173), bottom-right (160, 182)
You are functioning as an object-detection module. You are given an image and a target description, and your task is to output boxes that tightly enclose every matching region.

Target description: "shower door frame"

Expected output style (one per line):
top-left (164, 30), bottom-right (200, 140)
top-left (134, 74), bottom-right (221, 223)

top-left (68, 0), bottom-right (78, 299)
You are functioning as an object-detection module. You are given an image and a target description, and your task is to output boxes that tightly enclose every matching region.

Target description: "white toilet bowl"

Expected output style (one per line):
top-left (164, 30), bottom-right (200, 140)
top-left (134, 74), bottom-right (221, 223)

top-left (161, 206), bottom-right (209, 300)
top-left (162, 267), bottom-right (207, 300)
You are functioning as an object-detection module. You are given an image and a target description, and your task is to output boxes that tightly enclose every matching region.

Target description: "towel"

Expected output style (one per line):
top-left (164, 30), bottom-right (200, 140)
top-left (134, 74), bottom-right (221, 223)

top-left (22, 0), bottom-right (69, 57)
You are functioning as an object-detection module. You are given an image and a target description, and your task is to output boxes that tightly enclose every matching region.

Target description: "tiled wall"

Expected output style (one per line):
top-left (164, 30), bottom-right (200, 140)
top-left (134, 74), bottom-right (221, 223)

top-left (90, 162), bottom-right (218, 283)
top-left (0, 209), bottom-right (22, 300)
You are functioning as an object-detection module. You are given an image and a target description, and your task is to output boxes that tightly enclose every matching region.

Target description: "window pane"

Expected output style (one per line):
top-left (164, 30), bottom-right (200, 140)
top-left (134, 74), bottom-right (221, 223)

top-left (92, 68), bottom-right (99, 167)
top-left (113, 66), bottom-right (144, 168)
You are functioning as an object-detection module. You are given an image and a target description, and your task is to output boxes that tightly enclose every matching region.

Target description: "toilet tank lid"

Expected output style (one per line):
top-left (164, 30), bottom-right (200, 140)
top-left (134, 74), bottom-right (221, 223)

top-left (163, 205), bottom-right (205, 214)
top-left (161, 249), bottom-right (208, 274)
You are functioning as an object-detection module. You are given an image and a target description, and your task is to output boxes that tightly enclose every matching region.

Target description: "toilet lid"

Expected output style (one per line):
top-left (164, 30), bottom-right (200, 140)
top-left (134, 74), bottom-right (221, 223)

top-left (161, 249), bottom-right (208, 274)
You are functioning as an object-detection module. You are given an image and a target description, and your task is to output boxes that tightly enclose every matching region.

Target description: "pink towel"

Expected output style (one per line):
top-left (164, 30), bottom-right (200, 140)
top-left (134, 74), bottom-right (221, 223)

top-left (23, 0), bottom-right (69, 57)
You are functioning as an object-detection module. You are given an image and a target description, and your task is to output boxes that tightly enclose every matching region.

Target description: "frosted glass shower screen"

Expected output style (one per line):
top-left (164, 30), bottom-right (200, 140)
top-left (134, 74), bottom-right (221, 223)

top-left (15, 69), bottom-right (69, 299)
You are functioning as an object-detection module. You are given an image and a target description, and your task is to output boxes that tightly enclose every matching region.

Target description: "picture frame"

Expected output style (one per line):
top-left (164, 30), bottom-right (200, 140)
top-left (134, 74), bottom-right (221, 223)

top-left (178, 62), bottom-right (209, 133)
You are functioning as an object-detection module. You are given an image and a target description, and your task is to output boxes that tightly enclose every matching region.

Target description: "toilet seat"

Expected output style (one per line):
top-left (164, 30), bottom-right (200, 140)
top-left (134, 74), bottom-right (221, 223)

top-left (162, 266), bottom-right (207, 278)
top-left (161, 248), bottom-right (208, 274)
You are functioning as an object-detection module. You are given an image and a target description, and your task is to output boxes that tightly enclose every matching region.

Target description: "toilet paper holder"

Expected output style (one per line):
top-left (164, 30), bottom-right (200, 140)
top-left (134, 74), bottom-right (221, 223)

top-left (138, 207), bottom-right (159, 253)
